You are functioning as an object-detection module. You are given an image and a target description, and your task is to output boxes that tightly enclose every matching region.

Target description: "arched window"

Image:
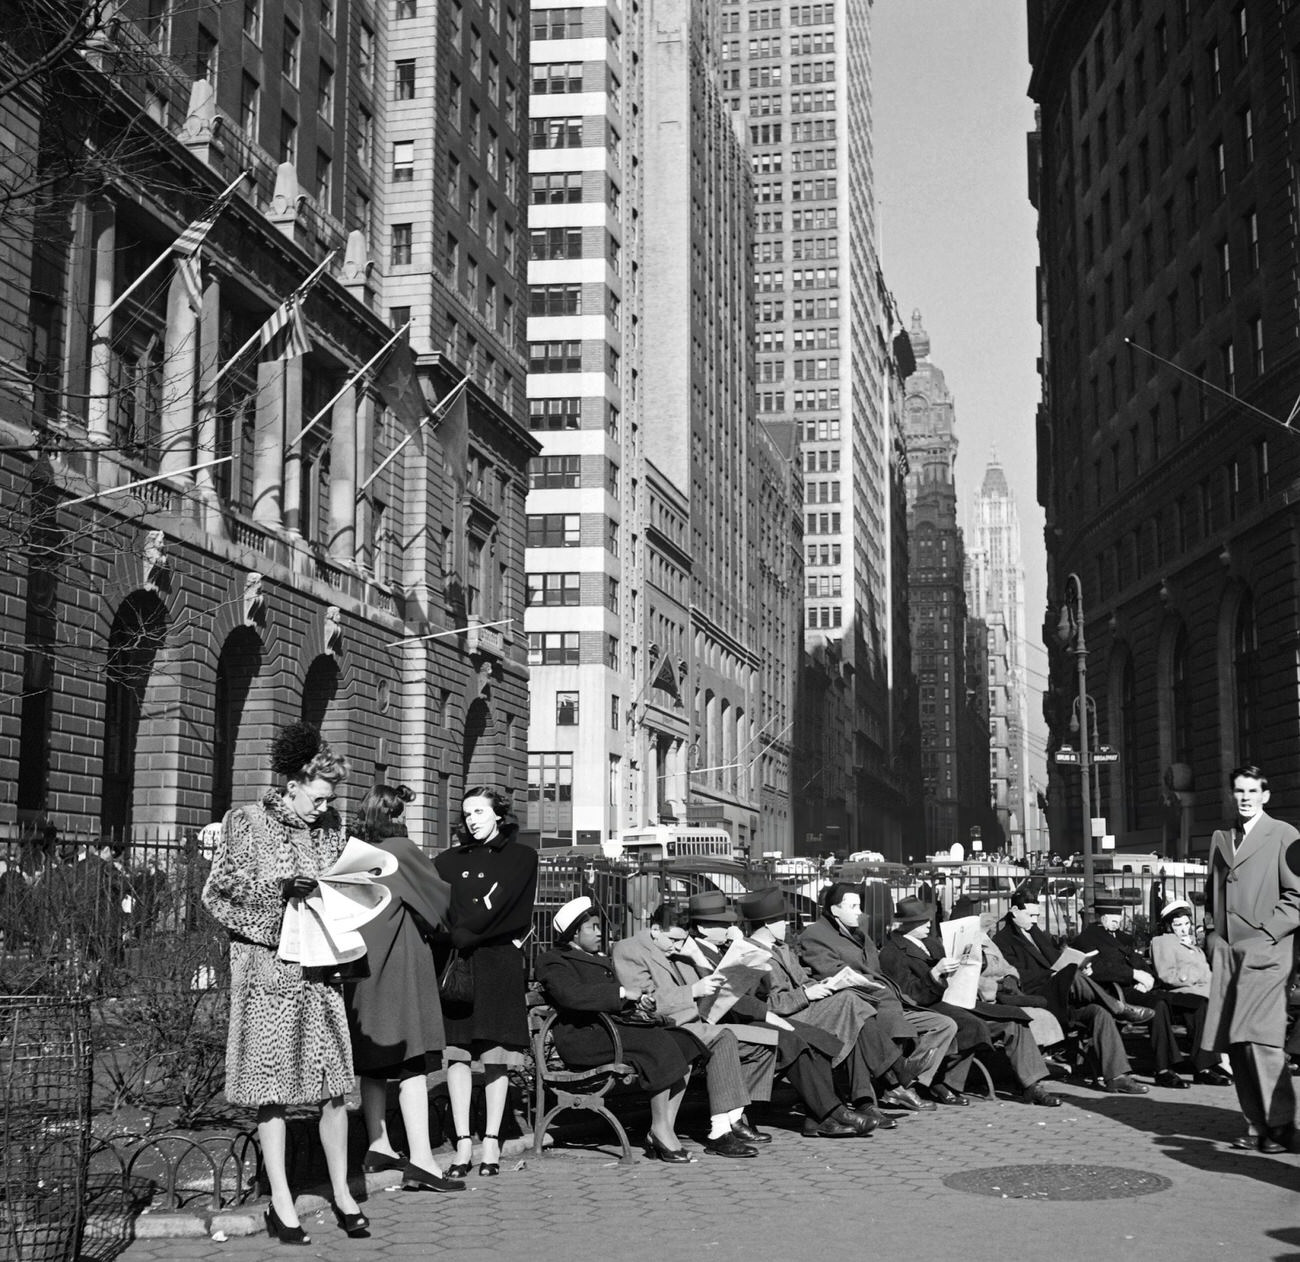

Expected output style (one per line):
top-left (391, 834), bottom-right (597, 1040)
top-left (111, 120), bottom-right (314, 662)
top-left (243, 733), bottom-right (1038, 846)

top-left (1120, 655), bottom-right (1139, 831)
top-left (1234, 591), bottom-right (1260, 763)
top-left (101, 593), bottom-right (167, 838)
top-left (1171, 626), bottom-right (1193, 766)
top-left (301, 655), bottom-right (340, 728)
top-left (212, 628), bottom-right (262, 818)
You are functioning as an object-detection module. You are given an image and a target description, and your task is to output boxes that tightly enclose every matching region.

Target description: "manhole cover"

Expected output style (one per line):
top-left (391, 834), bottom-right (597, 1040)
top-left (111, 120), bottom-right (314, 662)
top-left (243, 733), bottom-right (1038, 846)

top-left (942, 1163), bottom-right (1173, 1201)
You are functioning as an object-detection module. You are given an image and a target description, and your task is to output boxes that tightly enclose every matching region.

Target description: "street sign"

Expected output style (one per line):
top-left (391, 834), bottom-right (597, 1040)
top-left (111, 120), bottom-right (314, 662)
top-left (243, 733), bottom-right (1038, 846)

top-left (1054, 745), bottom-right (1080, 765)
top-left (1094, 745), bottom-right (1120, 764)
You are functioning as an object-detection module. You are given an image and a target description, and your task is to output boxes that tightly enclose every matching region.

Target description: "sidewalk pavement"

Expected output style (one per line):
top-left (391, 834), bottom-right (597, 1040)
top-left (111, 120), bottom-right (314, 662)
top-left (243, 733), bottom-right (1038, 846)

top-left (96, 1079), bottom-right (1297, 1262)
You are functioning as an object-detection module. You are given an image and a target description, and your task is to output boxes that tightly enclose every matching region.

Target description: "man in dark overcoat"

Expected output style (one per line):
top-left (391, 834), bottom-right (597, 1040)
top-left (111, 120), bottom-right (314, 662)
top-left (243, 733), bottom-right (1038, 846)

top-left (1202, 764), bottom-right (1300, 1152)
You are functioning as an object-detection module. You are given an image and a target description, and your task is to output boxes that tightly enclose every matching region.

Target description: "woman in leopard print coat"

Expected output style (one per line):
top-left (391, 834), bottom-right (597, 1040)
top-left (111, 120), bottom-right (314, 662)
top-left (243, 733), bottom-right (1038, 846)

top-left (202, 722), bottom-right (363, 1242)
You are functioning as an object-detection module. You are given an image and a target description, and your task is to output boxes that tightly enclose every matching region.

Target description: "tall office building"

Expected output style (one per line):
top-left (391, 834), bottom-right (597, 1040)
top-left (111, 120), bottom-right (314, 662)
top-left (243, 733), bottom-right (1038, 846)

top-left (523, 0), bottom-right (803, 854)
top-left (721, 0), bottom-right (913, 856)
top-left (902, 314), bottom-right (993, 853)
top-left (967, 453), bottom-right (1031, 855)
top-left (1029, 0), bottom-right (1300, 855)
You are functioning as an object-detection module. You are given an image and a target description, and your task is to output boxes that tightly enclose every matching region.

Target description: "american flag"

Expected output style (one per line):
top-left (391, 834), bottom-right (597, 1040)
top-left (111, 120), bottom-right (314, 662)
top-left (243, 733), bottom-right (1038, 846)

top-left (172, 174), bottom-right (245, 259)
top-left (260, 298), bottom-right (313, 362)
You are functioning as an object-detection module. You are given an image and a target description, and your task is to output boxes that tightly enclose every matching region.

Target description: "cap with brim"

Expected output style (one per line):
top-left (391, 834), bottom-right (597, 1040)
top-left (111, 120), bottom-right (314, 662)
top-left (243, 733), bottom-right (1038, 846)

top-left (553, 895), bottom-right (594, 936)
top-left (1159, 897), bottom-right (1193, 921)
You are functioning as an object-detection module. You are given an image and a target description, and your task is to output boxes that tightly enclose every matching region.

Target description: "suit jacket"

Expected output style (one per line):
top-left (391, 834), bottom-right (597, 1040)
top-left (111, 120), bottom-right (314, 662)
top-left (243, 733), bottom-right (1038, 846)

top-left (992, 921), bottom-right (1065, 995)
top-left (1203, 810), bottom-right (1300, 1048)
top-left (877, 930), bottom-right (1036, 1023)
top-left (1072, 924), bottom-right (1152, 988)
top-left (611, 929), bottom-right (733, 1046)
top-left (1205, 812), bottom-right (1300, 946)
top-left (796, 917), bottom-right (914, 1008)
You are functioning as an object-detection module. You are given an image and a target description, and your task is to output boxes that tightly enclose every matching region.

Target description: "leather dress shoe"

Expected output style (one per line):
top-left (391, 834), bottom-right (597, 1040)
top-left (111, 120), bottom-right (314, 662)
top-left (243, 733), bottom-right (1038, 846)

top-left (732, 1117), bottom-right (772, 1144)
top-left (897, 1045), bottom-right (938, 1086)
top-left (852, 1103), bottom-right (897, 1130)
top-left (1194, 1067), bottom-right (1233, 1086)
top-left (1230, 1133), bottom-right (1257, 1151)
top-left (879, 1085), bottom-right (936, 1112)
top-left (1115, 1004), bottom-right (1155, 1024)
top-left (1043, 1056), bottom-right (1072, 1080)
top-left (829, 1103), bottom-right (877, 1136)
top-left (924, 1083), bottom-right (970, 1107)
top-left (702, 1132), bottom-right (758, 1158)
top-left (1022, 1083), bottom-right (1061, 1107)
top-left (1261, 1126), bottom-right (1294, 1154)
top-left (1102, 1074), bottom-right (1149, 1095)
top-left (1153, 1069), bottom-right (1190, 1090)
top-left (801, 1112), bottom-right (860, 1138)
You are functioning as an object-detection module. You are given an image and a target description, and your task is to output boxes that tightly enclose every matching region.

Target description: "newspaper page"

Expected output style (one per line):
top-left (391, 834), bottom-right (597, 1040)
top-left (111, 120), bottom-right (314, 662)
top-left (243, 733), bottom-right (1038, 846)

top-left (939, 914), bottom-right (982, 1009)
top-left (1050, 946), bottom-right (1098, 974)
top-left (278, 838), bottom-right (396, 967)
top-left (699, 937), bottom-right (773, 1023)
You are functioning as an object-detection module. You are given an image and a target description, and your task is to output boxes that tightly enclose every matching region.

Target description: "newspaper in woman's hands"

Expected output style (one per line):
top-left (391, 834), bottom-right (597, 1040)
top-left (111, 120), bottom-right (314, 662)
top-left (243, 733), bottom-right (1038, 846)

top-left (278, 838), bottom-right (397, 967)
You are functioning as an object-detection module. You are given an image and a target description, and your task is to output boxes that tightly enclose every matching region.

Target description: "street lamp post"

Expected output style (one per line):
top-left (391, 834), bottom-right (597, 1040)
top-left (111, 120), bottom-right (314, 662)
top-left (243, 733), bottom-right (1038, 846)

top-left (1056, 572), bottom-right (1095, 924)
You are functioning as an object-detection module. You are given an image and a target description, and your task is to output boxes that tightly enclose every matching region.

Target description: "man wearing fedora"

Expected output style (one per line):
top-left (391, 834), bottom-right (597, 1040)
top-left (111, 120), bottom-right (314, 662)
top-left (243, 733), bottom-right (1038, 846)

top-left (880, 896), bottom-right (1062, 1107)
top-left (738, 886), bottom-right (946, 1121)
top-left (672, 891), bottom-right (880, 1137)
top-left (1202, 764), bottom-right (1300, 1153)
top-left (1075, 897), bottom-right (1199, 1090)
top-left (797, 882), bottom-right (964, 1110)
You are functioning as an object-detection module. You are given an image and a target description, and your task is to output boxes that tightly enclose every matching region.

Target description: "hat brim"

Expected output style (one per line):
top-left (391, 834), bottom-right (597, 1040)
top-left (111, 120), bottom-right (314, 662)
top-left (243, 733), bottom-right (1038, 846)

top-left (692, 910), bottom-right (738, 924)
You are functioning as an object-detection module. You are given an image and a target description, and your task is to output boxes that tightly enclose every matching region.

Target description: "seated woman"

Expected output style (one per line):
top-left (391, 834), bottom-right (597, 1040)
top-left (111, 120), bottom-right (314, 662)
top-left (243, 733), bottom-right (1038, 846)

top-left (534, 897), bottom-right (709, 1162)
top-left (1150, 898), bottom-right (1232, 1086)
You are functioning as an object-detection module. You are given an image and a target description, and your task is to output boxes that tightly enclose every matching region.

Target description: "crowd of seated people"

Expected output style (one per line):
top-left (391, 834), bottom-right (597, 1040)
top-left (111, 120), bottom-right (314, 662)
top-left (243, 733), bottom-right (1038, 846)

top-left (534, 881), bottom-right (1239, 1157)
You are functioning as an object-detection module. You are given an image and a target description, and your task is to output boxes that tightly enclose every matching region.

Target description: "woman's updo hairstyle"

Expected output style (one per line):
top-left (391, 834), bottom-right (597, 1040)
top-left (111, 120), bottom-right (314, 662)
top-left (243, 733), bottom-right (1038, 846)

top-left (269, 721), bottom-right (350, 782)
top-left (353, 784), bottom-right (416, 843)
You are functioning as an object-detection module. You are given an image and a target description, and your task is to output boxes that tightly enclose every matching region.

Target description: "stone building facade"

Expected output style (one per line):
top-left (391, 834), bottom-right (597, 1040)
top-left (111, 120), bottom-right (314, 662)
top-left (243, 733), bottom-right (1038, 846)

top-left (1, 0), bottom-right (536, 847)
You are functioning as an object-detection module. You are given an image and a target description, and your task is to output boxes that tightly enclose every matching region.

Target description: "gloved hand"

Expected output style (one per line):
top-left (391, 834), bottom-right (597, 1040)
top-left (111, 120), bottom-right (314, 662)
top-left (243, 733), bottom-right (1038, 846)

top-left (449, 926), bottom-right (476, 949)
top-left (280, 876), bottom-right (319, 901)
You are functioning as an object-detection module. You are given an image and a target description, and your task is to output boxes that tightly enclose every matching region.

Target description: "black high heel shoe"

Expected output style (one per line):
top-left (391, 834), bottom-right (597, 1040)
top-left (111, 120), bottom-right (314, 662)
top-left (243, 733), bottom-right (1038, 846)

top-left (331, 1204), bottom-right (370, 1237)
top-left (446, 1134), bottom-right (473, 1180)
top-left (643, 1134), bottom-right (693, 1164)
top-left (264, 1204), bottom-right (310, 1246)
top-left (478, 1133), bottom-right (500, 1177)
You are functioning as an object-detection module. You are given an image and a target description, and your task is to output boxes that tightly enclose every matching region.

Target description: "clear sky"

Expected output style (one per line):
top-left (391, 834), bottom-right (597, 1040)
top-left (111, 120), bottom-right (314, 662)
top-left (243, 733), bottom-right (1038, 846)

top-left (873, 0), bottom-right (1051, 788)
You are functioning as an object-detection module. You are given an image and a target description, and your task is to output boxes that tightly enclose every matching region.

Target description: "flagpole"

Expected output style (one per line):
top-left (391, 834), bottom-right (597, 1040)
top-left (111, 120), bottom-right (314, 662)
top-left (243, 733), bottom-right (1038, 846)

top-left (92, 172), bottom-right (248, 332)
top-left (285, 322), bottom-right (410, 451)
top-left (360, 373), bottom-right (469, 492)
top-left (211, 251), bottom-right (335, 388)
top-left (385, 617), bottom-right (512, 648)
top-left (61, 455), bottom-right (233, 506)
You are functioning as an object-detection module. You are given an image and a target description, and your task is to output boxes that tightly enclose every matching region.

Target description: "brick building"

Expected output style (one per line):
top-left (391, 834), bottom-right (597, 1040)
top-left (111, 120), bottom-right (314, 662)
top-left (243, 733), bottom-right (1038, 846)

top-left (1029, 0), bottom-right (1300, 855)
top-left (1, 0), bottom-right (536, 847)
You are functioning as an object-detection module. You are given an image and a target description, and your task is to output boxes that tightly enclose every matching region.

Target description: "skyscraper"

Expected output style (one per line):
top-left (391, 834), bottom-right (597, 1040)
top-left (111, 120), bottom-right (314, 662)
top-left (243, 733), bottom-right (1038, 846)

top-left (523, 0), bottom-right (803, 854)
top-left (967, 453), bottom-right (1031, 856)
top-left (722, 0), bottom-right (913, 855)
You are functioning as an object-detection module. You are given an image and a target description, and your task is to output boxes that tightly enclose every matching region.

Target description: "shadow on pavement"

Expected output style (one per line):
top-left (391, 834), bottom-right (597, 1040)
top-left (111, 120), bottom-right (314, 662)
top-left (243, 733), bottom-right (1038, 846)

top-left (1061, 1089), bottom-right (1299, 1193)
top-left (1264, 1225), bottom-right (1300, 1261)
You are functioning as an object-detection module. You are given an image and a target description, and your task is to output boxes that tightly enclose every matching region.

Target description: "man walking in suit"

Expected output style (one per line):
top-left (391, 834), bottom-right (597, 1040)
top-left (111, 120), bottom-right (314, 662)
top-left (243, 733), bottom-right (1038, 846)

top-left (1203, 764), bottom-right (1300, 1152)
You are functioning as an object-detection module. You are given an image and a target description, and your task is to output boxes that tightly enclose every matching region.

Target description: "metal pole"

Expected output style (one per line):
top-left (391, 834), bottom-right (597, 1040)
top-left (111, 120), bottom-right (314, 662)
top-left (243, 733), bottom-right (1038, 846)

top-left (1069, 572), bottom-right (1094, 925)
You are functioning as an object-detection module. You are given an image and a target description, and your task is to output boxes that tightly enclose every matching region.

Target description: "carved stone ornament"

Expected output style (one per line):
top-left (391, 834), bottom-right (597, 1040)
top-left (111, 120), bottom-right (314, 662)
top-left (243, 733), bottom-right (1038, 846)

top-left (325, 605), bottom-right (343, 655)
top-left (143, 530), bottom-right (169, 591)
top-left (243, 571), bottom-right (266, 627)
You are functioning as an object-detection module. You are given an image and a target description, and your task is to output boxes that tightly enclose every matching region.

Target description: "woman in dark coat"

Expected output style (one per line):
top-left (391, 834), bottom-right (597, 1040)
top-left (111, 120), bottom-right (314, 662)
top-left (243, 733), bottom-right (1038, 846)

top-left (535, 896), bottom-right (703, 1161)
top-left (432, 786), bottom-right (538, 1178)
top-left (344, 785), bottom-right (463, 1193)
top-left (201, 721), bottom-right (363, 1243)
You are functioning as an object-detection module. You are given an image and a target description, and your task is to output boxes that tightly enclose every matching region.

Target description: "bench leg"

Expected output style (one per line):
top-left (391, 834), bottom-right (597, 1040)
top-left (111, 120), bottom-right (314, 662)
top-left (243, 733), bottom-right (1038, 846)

top-left (534, 1095), bottom-right (636, 1162)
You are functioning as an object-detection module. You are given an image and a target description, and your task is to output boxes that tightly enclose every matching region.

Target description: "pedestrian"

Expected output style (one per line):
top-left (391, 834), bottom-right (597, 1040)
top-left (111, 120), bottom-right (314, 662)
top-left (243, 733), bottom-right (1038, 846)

top-left (433, 786), bottom-right (538, 1178)
top-left (201, 720), bottom-right (365, 1244)
top-left (344, 784), bottom-right (465, 1194)
top-left (1202, 764), bottom-right (1300, 1152)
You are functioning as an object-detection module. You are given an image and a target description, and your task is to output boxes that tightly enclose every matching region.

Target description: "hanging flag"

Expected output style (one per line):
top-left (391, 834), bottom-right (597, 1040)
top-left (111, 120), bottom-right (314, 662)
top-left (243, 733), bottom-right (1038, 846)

top-left (177, 251), bottom-right (204, 318)
top-left (173, 178), bottom-right (242, 258)
top-left (263, 299), bottom-right (313, 362)
top-left (436, 382), bottom-right (469, 500)
top-left (651, 653), bottom-right (681, 699)
top-left (372, 333), bottom-right (428, 451)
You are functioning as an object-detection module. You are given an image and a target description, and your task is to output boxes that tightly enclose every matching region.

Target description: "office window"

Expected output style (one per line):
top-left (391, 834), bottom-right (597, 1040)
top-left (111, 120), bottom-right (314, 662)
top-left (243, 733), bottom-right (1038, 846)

top-left (395, 0), bottom-right (416, 16)
top-left (391, 223), bottom-right (412, 266)
top-left (1245, 210), bottom-right (1259, 272)
top-left (528, 341), bottom-right (581, 372)
top-left (528, 398), bottom-right (581, 430)
top-left (531, 171), bottom-right (583, 203)
top-left (529, 284), bottom-right (581, 316)
top-left (240, 73), bottom-right (260, 139)
top-left (529, 455), bottom-right (580, 488)
top-left (530, 117), bottom-right (583, 148)
top-left (279, 112), bottom-right (297, 164)
top-left (282, 20), bottom-right (299, 83)
top-left (530, 227), bottom-right (583, 260)
top-left (318, 61), bottom-right (334, 117)
top-left (527, 513), bottom-right (581, 547)
top-left (556, 692), bottom-right (579, 725)
top-left (392, 140), bottom-right (414, 181)
top-left (243, 0), bottom-right (261, 42)
top-left (528, 633), bottom-right (580, 664)
top-left (359, 22), bottom-right (375, 83)
top-left (527, 572), bottom-right (580, 605)
top-left (533, 62), bottom-right (583, 94)
top-left (315, 149), bottom-right (332, 203)
top-left (394, 59), bottom-right (416, 99)
top-left (1250, 316), bottom-right (1264, 376)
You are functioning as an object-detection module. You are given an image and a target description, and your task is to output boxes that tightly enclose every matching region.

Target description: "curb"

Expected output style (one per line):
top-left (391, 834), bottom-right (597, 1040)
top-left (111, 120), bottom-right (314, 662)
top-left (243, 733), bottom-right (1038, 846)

top-left (96, 1135), bottom-right (534, 1241)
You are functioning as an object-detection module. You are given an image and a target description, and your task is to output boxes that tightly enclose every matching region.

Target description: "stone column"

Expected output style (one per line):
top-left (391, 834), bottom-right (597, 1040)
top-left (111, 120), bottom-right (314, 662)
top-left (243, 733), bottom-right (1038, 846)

top-left (355, 388), bottom-right (375, 567)
top-left (281, 357), bottom-right (304, 534)
top-left (251, 359), bottom-right (284, 527)
top-left (327, 385), bottom-right (357, 559)
top-left (86, 204), bottom-right (116, 445)
top-left (195, 276), bottom-right (225, 536)
top-left (158, 268), bottom-right (198, 476)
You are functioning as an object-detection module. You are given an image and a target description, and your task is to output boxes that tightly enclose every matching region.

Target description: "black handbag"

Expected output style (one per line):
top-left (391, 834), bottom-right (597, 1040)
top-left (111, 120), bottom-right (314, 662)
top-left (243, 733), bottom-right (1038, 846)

top-left (440, 950), bottom-right (474, 1004)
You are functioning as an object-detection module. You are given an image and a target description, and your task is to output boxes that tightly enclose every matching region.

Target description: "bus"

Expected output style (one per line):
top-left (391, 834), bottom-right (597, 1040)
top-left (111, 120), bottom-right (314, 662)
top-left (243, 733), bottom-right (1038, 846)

top-left (612, 826), bottom-right (734, 863)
